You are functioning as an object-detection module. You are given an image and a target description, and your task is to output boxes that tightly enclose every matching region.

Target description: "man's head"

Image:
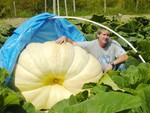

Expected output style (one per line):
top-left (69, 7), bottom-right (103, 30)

top-left (97, 28), bottom-right (111, 47)
top-left (97, 27), bottom-right (110, 36)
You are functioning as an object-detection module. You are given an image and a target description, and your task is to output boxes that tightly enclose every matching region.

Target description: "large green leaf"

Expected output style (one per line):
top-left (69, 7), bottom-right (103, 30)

top-left (23, 102), bottom-right (45, 113)
top-left (117, 37), bottom-right (128, 48)
top-left (0, 87), bottom-right (20, 112)
top-left (3, 89), bottom-right (20, 107)
top-left (84, 34), bottom-right (96, 41)
top-left (120, 65), bottom-right (141, 85)
top-left (138, 63), bottom-right (150, 83)
top-left (99, 73), bottom-right (124, 92)
top-left (120, 63), bottom-right (150, 88)
top-left (49, 91), bottom-right (141, 113)
top-left (90, 15), bottom-right (110, 23)
top-left (133, 84), bottom-right (150, 113)
top-left (125, 56), bottom-right (141, 68)
top-left (137, 40), bottom-right (150, 62)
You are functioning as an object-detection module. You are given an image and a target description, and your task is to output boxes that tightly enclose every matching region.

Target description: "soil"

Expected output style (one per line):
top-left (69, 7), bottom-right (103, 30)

top-left (0, 18), bottom-right (28, 27)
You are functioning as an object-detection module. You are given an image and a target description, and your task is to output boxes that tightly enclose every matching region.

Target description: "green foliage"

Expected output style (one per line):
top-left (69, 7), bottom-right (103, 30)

top-left (44, 15), bottom-right (150, 112)
top-left (72, 15), bottom-right (150, 62)
top-left (49, 91), bottom-right (141, 113)
top-left (137, 40), bottom-right (150, 61)
top-left (0, 0), bottom-right (150, 18)
top-left (48, 61), bottom-right (150, 113)
top-left (90, 15), bottom-right (111, 23)
top-left (0, 68), bottom-right (46, 113)
top-left (0, 11), bottom-right (150, 112)
top-left (103, 63), bottom-right (150, 113)
top-left (0, 24), bottom-right (16, 48)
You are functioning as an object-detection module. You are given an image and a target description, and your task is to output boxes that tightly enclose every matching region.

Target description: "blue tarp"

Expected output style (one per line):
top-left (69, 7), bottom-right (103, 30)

top-left (0, 13), bottom-right (86, 84)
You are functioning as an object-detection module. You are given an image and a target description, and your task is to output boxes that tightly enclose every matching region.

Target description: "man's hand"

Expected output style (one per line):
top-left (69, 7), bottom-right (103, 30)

top-left (55, 36), bottom-right (67, 44)
top-left (104, 63), bottom-right (113, 73)
top-left (55, 36), bottom-right (77, 45)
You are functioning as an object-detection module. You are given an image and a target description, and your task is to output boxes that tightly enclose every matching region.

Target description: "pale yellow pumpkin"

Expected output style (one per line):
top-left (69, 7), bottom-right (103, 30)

top-left (14, 41), bottom-right (103, 110)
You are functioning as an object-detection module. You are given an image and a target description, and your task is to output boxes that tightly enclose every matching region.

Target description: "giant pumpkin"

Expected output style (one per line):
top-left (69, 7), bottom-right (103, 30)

top-left (14, 41), bottom-right (103, 110)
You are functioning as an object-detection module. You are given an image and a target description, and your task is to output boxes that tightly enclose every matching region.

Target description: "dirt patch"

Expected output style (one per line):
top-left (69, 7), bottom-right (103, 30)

top-left (0, 18), bottom-right (28, 27)
top-left (120, 14), bottom-right (150, 22)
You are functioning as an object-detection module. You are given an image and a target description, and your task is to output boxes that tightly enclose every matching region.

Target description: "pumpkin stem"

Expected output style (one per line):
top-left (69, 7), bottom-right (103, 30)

top-left (42, 75), bottom-right (64, 86)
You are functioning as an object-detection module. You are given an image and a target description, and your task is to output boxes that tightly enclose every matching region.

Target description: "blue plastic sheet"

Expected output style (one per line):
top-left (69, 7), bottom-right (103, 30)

top-left (0, 13), bottom-right (86, 84)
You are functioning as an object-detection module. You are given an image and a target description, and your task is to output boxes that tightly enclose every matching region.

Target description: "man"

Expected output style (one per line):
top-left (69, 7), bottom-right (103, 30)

top-left (55, 27), bottom-right (128, 73)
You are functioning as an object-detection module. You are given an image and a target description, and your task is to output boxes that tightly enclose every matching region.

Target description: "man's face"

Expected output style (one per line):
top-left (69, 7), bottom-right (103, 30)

top-left (98, 31), bottom-right (110, 44)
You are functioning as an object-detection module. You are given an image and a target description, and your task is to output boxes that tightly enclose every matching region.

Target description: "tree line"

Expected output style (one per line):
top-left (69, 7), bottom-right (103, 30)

top-left (0, 0), bottom-right (150, 18)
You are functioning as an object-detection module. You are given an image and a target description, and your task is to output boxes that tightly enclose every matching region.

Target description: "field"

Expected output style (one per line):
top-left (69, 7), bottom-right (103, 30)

top-left (0, 14), bottom-right (150, 27)
top-left (0, 14), bottom-right (150, 112)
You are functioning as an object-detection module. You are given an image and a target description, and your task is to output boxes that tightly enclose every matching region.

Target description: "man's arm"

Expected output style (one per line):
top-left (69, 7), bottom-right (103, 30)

top-left (55, 36), bottom-right (77, 45)
top-left (104, 53), bottom-right (128, 73)
top-left (112, 54), bottom-right (128, 65)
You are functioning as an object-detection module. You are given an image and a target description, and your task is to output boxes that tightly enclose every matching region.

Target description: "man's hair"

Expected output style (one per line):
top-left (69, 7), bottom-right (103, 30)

top-left (97, 27), bottom-right (110, 35)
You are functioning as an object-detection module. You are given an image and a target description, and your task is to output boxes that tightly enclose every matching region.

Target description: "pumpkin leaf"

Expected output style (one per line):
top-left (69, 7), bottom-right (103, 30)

top-left (99, 73), bottom-right (124, 92)
top-left (49, 91), bottom-right (141, 113)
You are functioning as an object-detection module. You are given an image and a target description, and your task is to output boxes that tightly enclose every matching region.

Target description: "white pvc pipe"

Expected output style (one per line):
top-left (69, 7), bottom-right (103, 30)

top-left (52, 16), bottom-right (146, 63)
